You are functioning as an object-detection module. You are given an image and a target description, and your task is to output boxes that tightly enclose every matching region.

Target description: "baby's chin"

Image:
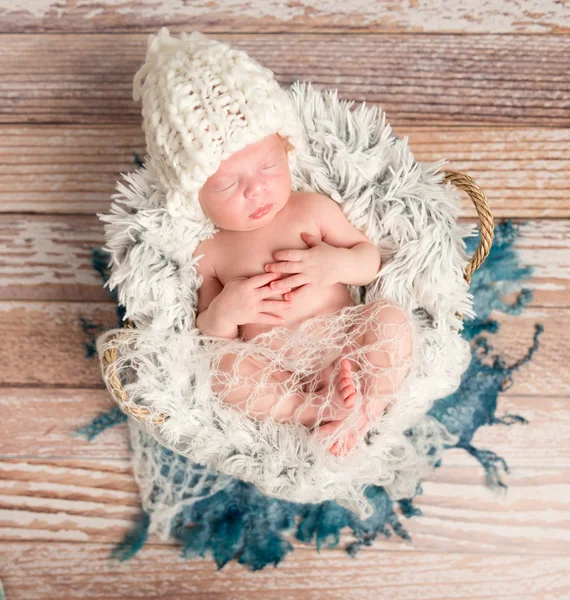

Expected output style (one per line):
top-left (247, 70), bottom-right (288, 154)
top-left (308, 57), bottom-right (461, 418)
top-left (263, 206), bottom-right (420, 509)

top-left (237, 215), bottom-right (278, 232)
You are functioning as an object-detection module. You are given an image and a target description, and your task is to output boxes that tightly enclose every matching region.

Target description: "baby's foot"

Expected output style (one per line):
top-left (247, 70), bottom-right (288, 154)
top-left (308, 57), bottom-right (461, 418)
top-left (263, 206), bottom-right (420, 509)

top-left (322, 356), bottom-right (357, 412)
top-left (314, 408), bottom-right (370, 457)
top-left (331, 409), bottom-right (370, 456)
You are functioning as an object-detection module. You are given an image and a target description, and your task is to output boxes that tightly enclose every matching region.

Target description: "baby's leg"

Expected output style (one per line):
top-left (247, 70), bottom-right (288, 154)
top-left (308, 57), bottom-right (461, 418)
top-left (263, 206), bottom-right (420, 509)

top-left (346, 299), bottom-right (413, 410)
top-left (210, 351), bottom-right (356, 428)
top-left (315, 300), bottom-right (414, 455)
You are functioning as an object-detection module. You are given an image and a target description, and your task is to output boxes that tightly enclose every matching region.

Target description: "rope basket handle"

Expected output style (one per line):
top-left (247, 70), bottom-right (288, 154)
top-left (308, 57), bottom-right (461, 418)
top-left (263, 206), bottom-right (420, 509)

top-left (443, 170), bottom-right (494, 283)
top-left (99, 319), bottom-right (168, 425)
top-left (101, 169), bottom-right (493, 425)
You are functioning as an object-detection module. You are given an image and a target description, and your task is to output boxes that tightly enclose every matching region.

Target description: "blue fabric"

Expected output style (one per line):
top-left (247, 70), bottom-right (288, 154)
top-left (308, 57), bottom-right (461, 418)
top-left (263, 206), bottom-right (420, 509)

top-left (81, 216), bottom-right (542, 571)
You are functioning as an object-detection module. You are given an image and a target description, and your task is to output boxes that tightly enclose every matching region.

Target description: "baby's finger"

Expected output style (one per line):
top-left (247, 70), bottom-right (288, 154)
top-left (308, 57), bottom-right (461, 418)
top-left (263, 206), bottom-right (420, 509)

top-left (270, 261), bottom-right (300, 274)
top-left (252, 271), bottom-right (282, 288)
top-left (282, 286), bottom-right (303, 302)
top-left (258, 285), bottom-right (292, 301)
top-left (282, 290), bottom-right (300, 304)
top-left (273, 249), bottom-right (304, 262)
top-left (270, 274), bottom-right (309, 292)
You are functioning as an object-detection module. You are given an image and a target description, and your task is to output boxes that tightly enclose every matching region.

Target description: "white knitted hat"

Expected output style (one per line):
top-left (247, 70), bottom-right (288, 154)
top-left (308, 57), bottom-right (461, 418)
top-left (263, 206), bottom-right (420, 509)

top-left (132, 27), bottom-right (306, 221)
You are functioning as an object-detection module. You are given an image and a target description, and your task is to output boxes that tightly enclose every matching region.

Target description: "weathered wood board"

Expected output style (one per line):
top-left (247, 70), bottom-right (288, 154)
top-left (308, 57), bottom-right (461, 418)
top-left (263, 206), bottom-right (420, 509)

top-left (3, 542), bottom-right (569, 600)
top-left (1, 0), bottom-right (569, 33)
top-left (1, 126), bottom-right (568, 217)
top-left (1, 12), bottom-right (569, 599)
top-left (1, 35), bottom-right (568, 128)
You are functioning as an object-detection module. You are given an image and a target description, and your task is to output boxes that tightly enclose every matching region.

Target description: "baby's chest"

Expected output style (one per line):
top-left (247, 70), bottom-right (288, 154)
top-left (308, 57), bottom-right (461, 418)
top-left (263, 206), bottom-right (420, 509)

top-left (214, 212), bottom-right (319, 286)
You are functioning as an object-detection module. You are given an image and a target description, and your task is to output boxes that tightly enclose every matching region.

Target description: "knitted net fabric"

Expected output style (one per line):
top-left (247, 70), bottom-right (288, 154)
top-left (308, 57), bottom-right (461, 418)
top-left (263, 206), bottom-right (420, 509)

top-left (96, 28), bottom-right (474, 519)
top-left (205, 299), bottom-right (415, 447)
top-left (97, 300), bottom-right (455, 519)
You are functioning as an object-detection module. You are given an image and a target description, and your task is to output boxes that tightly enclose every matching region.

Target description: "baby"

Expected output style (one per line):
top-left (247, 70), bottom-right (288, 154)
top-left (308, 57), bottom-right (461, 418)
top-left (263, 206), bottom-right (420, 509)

top-left (194, 133), bottom-right (413, 456)
top-left (130, 28), bottom-right (413, 455)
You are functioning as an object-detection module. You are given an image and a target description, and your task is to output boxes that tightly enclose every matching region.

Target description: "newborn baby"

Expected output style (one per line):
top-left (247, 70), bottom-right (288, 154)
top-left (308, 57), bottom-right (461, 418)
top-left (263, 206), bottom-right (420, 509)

top-left (194, 133), bottom-right (413, 456)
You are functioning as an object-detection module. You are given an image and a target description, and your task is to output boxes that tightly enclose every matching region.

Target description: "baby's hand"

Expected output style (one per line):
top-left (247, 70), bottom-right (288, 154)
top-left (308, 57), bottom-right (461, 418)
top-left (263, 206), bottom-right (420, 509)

top-left (264, 231), bottom-right (342, 301)
top-left (210, 272), bottom-right (294, 326)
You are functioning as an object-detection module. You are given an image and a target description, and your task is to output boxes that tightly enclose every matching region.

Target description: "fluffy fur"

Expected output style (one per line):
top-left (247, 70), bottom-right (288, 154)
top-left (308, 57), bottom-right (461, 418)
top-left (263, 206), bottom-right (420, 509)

top-left (96, 81), bottom-right (474, 519)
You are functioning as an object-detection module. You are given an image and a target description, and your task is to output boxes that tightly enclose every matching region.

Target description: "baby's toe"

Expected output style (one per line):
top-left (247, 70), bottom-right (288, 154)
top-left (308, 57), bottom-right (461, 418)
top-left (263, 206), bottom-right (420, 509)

top-left (341, 380), bottom-right (356, 403)
top-left (335, 435), bottom-right (355, 457)
top-left (344, 392), bottom-right (356, 408)
top-left (314, 419), bottom-right (343, 439)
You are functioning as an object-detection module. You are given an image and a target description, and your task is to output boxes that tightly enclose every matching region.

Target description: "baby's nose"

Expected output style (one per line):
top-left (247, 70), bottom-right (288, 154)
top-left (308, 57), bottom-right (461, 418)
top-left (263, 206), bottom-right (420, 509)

top-left (245, 180), bottom-right (266, 197)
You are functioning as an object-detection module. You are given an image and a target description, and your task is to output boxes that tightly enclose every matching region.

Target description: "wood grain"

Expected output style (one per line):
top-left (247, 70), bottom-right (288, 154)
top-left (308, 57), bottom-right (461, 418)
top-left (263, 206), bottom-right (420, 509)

top-left (1, 34), bottom-right (569, 127)
top-left (0, 302), bottom-right (566, 394)
top-left (1, 216), bottom-right (568, 304)
top-left (1, 9), bottom-right (569, 596)
top-left (3, 543), bottom-right (569, 600)
top-left (0, 0), bottom-right (568, 34)
top-left (0, 388), bottom-right (130, 459)
top-left (2, 386), bottom-right (570, 472)
top-left (4, 388), bottom-right (568, 471)
top-left (1, 458), bottom-right (569, 554)
top-left (1, 125), bottom-right (568, 217)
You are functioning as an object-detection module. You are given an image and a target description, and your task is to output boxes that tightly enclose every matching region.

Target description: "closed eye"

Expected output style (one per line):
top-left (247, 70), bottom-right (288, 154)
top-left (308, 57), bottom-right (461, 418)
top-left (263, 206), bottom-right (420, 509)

top-left (214, 182), bottom-right (237, 192)
top-left (214, 162), bottom-right (278, 191)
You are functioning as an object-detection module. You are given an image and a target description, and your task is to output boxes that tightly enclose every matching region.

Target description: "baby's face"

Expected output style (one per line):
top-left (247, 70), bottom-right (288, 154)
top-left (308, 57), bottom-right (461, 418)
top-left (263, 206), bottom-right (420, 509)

top-left (198, 133), bottom-right (292, 231)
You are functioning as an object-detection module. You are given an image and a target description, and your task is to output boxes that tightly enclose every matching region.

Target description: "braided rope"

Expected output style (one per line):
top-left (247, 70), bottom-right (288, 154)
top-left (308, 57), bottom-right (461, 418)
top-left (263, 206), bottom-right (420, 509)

top-left (100, 318), bottom-right (169, 425)
top-left (443, 170), bottom-right (494, 283)
top-left (101, 170), bottom-right (494, 424)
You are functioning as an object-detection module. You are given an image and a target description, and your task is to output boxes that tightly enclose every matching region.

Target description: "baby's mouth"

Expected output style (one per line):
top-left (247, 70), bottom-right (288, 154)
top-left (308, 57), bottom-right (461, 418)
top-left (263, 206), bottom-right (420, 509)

top-left (250, 203), bottom-right (272, 218)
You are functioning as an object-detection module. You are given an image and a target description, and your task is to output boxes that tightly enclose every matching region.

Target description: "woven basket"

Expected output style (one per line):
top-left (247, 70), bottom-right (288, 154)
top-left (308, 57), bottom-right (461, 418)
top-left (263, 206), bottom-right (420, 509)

top-left (101, 170), bottom-right (494, 427)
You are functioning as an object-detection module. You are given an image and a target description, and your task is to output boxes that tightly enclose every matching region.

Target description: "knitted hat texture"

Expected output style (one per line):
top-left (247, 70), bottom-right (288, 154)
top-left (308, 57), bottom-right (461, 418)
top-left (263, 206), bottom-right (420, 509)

top-left (132, 27), bottom-right (306, 221)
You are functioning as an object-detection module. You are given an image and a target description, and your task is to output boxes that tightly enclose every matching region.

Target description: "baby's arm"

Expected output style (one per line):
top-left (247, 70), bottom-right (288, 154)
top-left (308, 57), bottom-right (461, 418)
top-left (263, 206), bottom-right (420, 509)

top-left (311, 193), bottom-right (381, 286)
top-left (195, 254), bottom-right (239, 339)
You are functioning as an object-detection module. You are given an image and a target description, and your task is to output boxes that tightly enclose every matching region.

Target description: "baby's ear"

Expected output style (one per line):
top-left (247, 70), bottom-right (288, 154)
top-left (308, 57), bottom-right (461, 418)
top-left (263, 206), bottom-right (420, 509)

top-left (278, 134), bottom-right (293, 153)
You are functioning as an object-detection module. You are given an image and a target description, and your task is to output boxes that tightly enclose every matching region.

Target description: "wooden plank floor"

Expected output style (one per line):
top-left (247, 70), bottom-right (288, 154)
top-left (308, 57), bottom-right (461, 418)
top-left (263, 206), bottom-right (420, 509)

top-left (1, 2), bottom-right (569, 598)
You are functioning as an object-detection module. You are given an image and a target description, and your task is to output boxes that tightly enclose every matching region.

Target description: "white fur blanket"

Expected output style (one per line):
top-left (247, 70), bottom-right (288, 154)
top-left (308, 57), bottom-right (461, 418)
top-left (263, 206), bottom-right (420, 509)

top-left (96, 81), bottom-right (474, 519)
